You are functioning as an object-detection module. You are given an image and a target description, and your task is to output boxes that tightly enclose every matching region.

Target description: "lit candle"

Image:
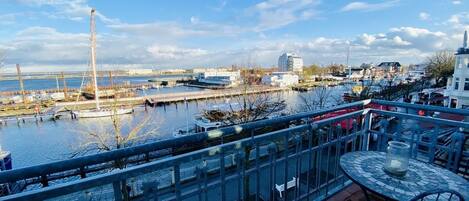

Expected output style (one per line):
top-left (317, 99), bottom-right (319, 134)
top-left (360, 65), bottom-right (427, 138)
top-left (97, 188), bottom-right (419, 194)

top-left (389, 159), bottom-right (402, 170)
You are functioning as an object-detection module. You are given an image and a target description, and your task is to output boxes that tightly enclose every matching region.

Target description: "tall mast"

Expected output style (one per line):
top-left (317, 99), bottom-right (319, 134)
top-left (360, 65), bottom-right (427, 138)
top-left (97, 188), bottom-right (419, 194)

top-left (16, 64), bottom-right (26, 106)
top-left (61, 72), bottom-right (68, 101)
top-left (464, 30), bottom-right (467, 48)
top-left (90, 8), bottom-right (100, 109)
top-left (346, 43), bottom-right (351, 79)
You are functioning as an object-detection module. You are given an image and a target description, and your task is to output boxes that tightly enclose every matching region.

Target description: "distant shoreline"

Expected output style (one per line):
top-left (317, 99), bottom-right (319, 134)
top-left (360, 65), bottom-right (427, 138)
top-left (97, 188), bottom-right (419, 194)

top-left (0, 73), bottom-right (193, 81)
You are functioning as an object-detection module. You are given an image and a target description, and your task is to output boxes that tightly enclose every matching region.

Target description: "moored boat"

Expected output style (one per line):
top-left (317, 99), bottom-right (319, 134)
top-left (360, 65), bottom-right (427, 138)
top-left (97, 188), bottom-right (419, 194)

top-left (72, 108), bottom-right (133, 118)
top-left (72, 9), bottom-right (134, 118)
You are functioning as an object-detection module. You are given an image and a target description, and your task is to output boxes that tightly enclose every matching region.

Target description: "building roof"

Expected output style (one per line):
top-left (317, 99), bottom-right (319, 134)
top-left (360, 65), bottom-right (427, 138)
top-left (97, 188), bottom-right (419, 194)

top-left (377, 62), bottom-right (401, 67)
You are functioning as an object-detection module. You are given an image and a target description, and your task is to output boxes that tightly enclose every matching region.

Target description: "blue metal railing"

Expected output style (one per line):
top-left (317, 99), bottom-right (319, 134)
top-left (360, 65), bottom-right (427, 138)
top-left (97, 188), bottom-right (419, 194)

top-left (0, 100), bottom-right (370, 189)
top-left (0, 100), bottom-right (468, 201)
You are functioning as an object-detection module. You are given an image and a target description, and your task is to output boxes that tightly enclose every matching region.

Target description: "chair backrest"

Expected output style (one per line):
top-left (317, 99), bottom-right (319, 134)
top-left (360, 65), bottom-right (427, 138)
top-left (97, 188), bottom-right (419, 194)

top-left (410, 189), bottom-right (465, 201)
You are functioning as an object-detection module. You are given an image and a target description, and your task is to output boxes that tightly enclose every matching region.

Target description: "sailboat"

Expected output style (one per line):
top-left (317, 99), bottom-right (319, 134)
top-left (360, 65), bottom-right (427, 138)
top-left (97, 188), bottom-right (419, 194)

top-left (72, 9), bottom-right (133, 118)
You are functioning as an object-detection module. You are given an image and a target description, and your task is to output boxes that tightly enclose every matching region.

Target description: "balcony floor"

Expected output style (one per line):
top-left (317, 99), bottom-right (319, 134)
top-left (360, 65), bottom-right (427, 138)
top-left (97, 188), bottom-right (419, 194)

top-left (327, 184), bottom-right (386, 201)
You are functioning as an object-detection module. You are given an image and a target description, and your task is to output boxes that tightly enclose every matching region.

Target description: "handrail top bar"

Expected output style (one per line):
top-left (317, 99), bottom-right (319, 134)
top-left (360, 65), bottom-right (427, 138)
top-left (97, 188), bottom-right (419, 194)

top-left (370, 109), bottom-right (469, 129)
top-left (370, 99), bottom-right (469, 116)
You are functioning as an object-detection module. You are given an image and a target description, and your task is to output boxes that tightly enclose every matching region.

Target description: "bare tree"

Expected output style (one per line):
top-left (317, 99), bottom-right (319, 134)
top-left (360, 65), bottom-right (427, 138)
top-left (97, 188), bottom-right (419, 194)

top-left (298, 86), bottom-right (344, 111)
top-left (427, 50), bottom-right (455, 87)
top-left (202, 86), bottom-right (286, 125)
top-left (70, 106), bottom-right (160, 164)
top-left (71, 103), bottom-right (160, 201)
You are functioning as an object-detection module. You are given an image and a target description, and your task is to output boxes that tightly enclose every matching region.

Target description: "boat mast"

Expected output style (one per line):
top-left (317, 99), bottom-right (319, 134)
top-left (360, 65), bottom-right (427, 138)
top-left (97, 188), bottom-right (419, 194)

top-left (90, 8), bottom-right (100, 109)
top-left (346, 43), bottom-right (351, 80)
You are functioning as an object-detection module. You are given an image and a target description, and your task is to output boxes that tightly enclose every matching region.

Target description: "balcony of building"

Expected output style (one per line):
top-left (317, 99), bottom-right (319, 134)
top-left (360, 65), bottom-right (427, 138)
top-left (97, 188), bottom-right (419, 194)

top-left (0, 99), bottom-right (468, 201)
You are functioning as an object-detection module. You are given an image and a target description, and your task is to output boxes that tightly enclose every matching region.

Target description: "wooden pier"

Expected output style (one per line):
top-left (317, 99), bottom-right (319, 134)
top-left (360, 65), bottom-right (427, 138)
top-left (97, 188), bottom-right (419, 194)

top-left (56, 86), bottom-right (289, 107)
top-left (0, 86), bottom-right (289, 125)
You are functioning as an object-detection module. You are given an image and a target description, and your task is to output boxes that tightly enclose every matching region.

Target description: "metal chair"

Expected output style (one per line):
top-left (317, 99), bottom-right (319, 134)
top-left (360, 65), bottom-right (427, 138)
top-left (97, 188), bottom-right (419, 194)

top-left (410, 189), bottom-right (465, 201)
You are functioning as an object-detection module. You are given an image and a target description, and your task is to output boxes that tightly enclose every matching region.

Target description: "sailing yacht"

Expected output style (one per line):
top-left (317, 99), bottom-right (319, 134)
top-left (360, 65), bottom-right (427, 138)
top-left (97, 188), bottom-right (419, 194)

top-left (72, 9), bottom-right (133, 118)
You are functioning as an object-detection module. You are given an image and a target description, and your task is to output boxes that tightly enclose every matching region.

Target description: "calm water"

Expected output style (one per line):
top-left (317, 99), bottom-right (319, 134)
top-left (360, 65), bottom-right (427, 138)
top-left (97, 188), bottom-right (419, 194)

top-left (0, 87), bottom-right (346, 168)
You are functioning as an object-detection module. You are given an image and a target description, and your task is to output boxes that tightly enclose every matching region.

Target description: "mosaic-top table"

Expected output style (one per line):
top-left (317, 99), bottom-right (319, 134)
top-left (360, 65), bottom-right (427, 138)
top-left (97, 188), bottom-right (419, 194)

top-left (340, 151), bottom-right (469, 201)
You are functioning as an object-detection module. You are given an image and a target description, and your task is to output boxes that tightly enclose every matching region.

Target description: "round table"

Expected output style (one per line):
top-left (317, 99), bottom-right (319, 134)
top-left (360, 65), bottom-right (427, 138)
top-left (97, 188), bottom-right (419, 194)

top-left (340, 151), bottom-right (469, 201)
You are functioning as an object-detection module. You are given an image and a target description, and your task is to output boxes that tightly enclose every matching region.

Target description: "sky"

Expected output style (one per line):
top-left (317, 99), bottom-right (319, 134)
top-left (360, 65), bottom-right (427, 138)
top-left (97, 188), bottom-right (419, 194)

top-left (0, 0), bottom-right (468, 72)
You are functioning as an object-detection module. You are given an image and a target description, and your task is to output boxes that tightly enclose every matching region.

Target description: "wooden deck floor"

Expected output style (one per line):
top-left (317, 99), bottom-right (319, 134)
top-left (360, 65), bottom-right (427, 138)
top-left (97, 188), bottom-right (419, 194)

top-left (326, 184), bottom-right (386, 201)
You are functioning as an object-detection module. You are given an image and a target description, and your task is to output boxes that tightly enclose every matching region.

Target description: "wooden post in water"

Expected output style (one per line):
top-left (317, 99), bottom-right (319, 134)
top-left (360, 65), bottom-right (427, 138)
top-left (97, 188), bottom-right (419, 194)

top-left (61, 72), bottom-right (68, 101)
top-left (109, 71), bottom-right (114, 89)
top-left (16, 64), bottom-right (26, 107)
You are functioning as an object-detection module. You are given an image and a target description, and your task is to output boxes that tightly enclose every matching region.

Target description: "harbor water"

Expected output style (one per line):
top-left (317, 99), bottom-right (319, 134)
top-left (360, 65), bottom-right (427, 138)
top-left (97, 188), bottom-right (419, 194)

top-left (0, 85), bottom-right (347, 168)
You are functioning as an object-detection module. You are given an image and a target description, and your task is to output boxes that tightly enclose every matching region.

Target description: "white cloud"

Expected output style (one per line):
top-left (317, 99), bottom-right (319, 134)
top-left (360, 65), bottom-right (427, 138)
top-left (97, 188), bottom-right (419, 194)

top-left (419, 12), bottom-right (430, 21)
top-left (210, 0), bottom-right (228, 12)
top-left (447, 12), bottom-right (469, 31)
top-left (340, 0), bottom-right (399, 12)
top-left (147, 45), bottom-right (208, 60)
top-left (1, 1), bottom-right (466, 71)
top-left (452, 0), bottom-right (462, 5)
top-left (0, 25), bottom-right (460, 72)
top-left (225, 26), bottom-right (452, 67)
top-left (15, 0), bottom-right (120, 24)
top-left (108, 17), bottom-right (245, 42)
top-left (248, 0), bottom-right (321, 31)
top-left (190, 16), bottom-right (199, 24)
top-left (0, 13), bottom-right (18, 25)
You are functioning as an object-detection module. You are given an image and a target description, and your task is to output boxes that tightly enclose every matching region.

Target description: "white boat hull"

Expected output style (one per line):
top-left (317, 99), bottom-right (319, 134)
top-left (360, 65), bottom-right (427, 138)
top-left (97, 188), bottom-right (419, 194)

top-left (72, 108), bottom-right (133, 118)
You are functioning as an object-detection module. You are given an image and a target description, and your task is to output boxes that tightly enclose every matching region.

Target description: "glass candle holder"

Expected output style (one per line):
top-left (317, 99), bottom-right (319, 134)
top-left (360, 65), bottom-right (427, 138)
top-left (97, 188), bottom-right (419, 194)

top-left (384, 141), bottom-right (410, 177)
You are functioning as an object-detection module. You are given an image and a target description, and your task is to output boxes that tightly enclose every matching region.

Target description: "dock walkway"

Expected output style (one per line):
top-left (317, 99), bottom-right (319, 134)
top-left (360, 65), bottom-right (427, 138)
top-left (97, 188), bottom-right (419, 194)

top-left (0, 86), bottom-right (289, 124)
top-left (55, 86), bottom-right (288, 107)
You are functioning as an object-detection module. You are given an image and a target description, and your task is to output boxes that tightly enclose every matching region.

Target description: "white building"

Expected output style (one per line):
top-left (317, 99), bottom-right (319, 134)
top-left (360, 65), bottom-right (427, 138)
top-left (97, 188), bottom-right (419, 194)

top-left (347, 67), bottom-right (368, 80)
top-left (193, 68), bottom-right (232, 74)
top-left (407, 64), bottom-right (427, 80)
top-left (127, 69), bottom-right (153, 75)
top-left (261, 72), bottom-right (299, 87)
top-left (197, 70), bottom-right (241, 86)
top-left (278, 53), bottom-right (303, 73)
top-left (445, 31), bottom-right (469, 108)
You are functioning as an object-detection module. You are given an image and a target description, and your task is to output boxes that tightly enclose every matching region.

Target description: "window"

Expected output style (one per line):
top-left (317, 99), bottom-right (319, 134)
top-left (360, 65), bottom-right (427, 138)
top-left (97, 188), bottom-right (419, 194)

top-left (451, 99), bottom-right (458, 108)
top-left (465, 78), bottom-right (469, 90)
top-left (455, 77), bottom-right (460, 90)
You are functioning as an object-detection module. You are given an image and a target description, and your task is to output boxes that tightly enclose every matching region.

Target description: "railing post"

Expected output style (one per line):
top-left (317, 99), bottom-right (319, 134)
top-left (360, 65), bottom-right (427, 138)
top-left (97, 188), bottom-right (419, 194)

top-left (268, 142), bottom-right (277, 201)
top-left (428, 126), bottom-right (440, 163)
top-left (236, 150), bottom-right (245, 201)
top-left (294, 134), bottom-right (302, 199)
top-left (447, 131), bottom-right (464, 172)
top-left (174, 164), bottom-right (181, 200)
top-left (378, 119), bottom-right (390, 152)
top-left (394, 118), bottom-right (403, 141)
top-left (409, 124), bottom-right (421, 159)
top-left (142, 181), bottom-right (159, 201)
top-left (361, 112), bottom-right (372, 151)
top-left (40, 174), bottom-right (49, 187)
top-left (79, 166), bottom-right (86, 178)
top-left (219, 148), bottom-right (226, 201)
top-left (113, 181), bottom-right (123, 201)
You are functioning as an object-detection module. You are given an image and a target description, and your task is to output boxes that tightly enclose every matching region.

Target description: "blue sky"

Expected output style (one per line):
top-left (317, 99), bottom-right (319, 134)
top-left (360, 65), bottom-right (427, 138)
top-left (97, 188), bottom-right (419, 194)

top-left (0, 0), bottom-right (468, 72)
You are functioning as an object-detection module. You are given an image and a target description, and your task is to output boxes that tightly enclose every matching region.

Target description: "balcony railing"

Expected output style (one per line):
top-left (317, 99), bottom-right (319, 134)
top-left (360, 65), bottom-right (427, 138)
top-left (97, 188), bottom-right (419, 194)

top-left (0, 99), bottom-right (468, 201)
